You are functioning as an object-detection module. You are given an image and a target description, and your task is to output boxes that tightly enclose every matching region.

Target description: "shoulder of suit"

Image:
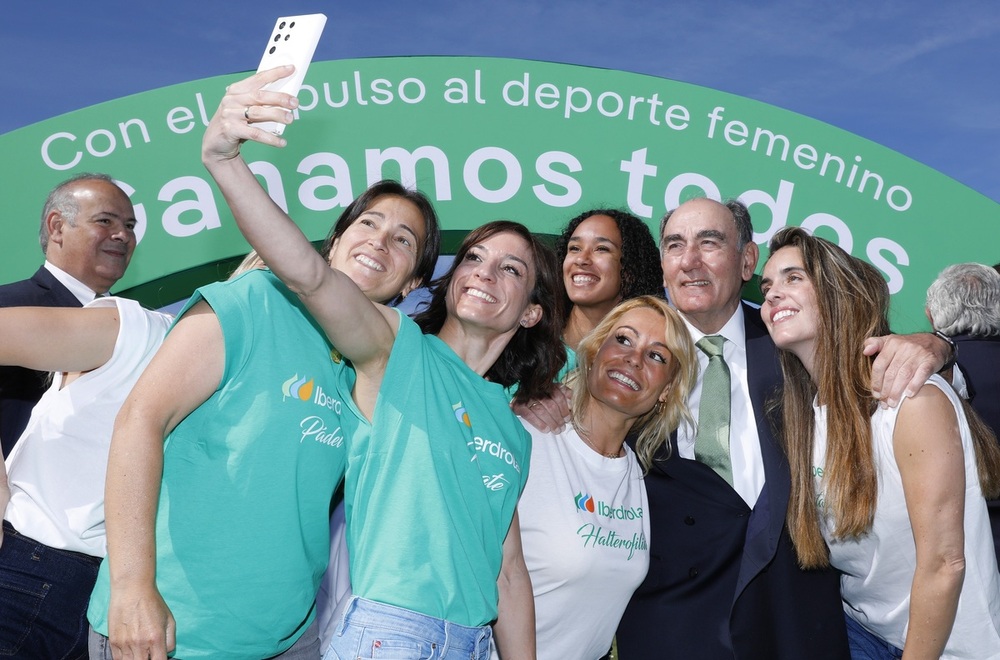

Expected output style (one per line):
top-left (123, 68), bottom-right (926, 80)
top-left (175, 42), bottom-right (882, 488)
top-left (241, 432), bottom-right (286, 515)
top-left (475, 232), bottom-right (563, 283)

top-left (0, 267), bottom-right (76, 307)
top-left (0, 275), bottom-right (44, 305)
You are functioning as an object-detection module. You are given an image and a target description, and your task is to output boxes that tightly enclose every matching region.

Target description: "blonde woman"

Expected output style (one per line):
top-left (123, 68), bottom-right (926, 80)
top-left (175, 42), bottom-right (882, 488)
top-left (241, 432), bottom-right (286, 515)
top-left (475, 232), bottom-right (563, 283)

top-left (511, 295), bottom-right (696, 659)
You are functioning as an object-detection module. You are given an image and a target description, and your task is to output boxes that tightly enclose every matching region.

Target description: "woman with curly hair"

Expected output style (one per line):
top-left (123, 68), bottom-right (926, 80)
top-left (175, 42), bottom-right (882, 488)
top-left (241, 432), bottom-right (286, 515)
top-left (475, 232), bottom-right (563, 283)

top-left (555, 209), bottom-right (664, 375)
top-left (514, 209), bottom-right (664, 427)
top-left (760, 226), bottom-right (1000, 659)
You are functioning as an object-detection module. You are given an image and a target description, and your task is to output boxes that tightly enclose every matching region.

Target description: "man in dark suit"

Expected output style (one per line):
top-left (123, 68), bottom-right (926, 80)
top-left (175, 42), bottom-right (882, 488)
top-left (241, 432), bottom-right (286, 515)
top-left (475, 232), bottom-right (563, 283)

top-left (926, 262), bottom-right (1000, 566)
top-left (615, 198), bottom-right (951, 659)
top-left (0, 173), bottom-right (136, 456)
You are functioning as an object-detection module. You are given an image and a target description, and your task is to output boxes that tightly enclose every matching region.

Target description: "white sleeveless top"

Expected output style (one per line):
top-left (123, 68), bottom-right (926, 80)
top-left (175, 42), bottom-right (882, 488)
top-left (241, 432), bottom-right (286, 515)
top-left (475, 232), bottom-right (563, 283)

top-left (813, 375), bottom-right (1000, 657)
top-left (4, 297), bottom-right (170, 556)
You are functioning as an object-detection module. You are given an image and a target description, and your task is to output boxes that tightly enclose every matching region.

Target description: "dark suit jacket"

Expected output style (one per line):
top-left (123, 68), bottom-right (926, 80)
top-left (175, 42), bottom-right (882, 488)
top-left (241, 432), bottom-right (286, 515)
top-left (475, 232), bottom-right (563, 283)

top-left (617, 303), bottom-right (848, 660)
top-left (0, 266), bottom-right (82, 456)
top-left (954, 334), bottom-right (1000, 568)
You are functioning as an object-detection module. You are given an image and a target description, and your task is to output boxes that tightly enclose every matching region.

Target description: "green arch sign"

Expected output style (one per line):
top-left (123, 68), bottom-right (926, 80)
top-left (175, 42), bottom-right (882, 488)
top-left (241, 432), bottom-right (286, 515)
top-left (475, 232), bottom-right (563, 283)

top-left (2, 56), bottom-right (995, 331)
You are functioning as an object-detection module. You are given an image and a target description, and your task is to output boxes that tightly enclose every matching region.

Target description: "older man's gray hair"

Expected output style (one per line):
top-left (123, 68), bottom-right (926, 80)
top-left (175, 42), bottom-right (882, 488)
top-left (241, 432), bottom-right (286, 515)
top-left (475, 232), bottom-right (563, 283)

top-left (926, 262), bottom-right (1000, 337)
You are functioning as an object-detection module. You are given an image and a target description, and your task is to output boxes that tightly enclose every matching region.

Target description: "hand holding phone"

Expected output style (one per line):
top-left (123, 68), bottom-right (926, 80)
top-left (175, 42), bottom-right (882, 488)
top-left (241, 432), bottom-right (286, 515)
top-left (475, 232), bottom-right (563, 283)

top-left (254, 14), bottom-right (327, 135)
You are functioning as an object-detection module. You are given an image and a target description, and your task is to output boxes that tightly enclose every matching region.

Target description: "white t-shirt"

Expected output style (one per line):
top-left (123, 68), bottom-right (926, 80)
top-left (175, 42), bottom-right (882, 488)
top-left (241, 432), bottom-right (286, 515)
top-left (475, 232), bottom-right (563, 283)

top-left (3, 297), bottom-right (171, 556)
top-left (813, 375), bottom-right (1000, 657)
top-left (502, 423), bottom-right (650, 660)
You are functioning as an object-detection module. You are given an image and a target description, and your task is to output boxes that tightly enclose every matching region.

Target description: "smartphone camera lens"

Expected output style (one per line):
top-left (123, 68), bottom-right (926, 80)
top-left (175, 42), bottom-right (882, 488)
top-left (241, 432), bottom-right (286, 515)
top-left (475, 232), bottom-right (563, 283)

top-left (268, 46), bottom-right (277, 55)
top-left (289, 21), bottom-right (296, 28)
top-left (278, 21), bottom-right (287, 29)
top-left (273, 34), bottom-right (280, 42)
top-left (284, 35), bottom-right (291, 41)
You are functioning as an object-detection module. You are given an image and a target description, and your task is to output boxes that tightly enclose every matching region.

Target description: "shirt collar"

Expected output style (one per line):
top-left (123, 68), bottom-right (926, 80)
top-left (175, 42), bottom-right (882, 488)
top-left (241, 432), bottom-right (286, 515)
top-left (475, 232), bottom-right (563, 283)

top-left (680, 304), bottom-right (748, 352)
top-left (43, 261), bottom-right (101, 304)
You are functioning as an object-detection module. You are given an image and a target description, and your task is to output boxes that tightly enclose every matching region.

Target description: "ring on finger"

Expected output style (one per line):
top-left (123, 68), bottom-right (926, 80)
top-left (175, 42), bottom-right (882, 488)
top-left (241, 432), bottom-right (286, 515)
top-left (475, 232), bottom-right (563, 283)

top-left (244, 107), bottom-right (251, 121)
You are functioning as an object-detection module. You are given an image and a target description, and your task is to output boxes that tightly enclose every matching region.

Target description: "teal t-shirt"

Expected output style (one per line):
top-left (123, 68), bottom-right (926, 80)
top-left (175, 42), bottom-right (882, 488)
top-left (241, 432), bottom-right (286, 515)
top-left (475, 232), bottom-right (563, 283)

top-left (343, 311), bottom-right (531, 627)
top-left (88, 270), bottom-right (353, 659)
top-left (560, 342), bottom-right (578, 381)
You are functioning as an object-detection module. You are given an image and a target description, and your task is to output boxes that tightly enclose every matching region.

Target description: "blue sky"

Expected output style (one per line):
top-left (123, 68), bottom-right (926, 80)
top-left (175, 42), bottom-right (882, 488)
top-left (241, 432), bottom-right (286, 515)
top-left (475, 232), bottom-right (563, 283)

top-left (4, 1), bottom-right (998, 202)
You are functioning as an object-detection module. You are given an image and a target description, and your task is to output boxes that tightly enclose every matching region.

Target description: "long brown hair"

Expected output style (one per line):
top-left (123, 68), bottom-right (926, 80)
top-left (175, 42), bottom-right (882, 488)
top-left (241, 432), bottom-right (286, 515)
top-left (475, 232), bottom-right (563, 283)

top-left (767, 227), bottom-right (1000, 568)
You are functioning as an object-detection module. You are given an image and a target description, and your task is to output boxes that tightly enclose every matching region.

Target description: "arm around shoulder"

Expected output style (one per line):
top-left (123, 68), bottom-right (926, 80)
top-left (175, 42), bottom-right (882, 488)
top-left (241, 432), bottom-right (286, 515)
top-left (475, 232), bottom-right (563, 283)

top-left (865, 332), bottom-right (952, 408)
top-left (0, 306), bottom-right (120, 372)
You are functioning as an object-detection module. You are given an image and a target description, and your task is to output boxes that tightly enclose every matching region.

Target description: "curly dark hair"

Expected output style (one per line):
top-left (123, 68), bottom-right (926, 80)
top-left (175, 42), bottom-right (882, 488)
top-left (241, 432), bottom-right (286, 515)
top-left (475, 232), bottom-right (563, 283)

top-left (413, 220), bottom-right (566, 404)
top-left (318, 180), bottom-right (441, 305)
top-left (555, 209), bottom-right (664, 331)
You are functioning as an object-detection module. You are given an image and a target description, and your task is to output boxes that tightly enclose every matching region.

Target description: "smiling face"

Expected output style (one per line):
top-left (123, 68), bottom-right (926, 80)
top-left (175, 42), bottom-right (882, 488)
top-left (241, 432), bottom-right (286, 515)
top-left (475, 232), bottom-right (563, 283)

top-left (760, 245), bottom-right (820, 377)
top-left (446, 230), bottom-right (542, 336)
top-left (46, 179), bottom-right (136, 294)
top-left (587, 305), bottom-right (676, 419)
top-left (563, 214), bottom-right (623, 311)
top-left (327, 195), bottom-right (426, 303)
top-left (660, 199), bottom-right (758, 334)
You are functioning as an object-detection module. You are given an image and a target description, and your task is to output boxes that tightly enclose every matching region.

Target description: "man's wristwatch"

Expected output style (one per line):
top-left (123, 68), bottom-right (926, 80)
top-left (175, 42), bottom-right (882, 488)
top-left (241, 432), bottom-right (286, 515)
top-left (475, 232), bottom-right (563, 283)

top-left (933, 330), bottom-right (957, 371)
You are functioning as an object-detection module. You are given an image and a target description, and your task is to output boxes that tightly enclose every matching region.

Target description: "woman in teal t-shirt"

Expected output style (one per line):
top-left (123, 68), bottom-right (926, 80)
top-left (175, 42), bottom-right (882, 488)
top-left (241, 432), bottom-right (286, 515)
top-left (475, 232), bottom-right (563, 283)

top-left (89, 70), bottom-right (442, 660)
top-left (204, 66), bottom-right (566, 659)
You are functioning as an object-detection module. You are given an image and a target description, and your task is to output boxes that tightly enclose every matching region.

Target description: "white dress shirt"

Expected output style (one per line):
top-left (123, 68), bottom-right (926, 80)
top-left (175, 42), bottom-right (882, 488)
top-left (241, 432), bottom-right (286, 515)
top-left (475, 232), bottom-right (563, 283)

top-left (43, 261), bottom-right (101, 304)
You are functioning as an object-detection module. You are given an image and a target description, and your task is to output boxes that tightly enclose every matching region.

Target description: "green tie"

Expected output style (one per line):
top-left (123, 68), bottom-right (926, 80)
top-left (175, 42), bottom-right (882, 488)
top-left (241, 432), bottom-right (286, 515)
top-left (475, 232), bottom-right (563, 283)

top-left (695, 335), bottom-right (732, 486)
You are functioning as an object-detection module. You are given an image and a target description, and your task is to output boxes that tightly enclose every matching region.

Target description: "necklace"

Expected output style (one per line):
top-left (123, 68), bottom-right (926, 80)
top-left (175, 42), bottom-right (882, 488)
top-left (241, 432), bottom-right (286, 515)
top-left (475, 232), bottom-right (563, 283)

top-left (574, 422), bottom-right (624, 459)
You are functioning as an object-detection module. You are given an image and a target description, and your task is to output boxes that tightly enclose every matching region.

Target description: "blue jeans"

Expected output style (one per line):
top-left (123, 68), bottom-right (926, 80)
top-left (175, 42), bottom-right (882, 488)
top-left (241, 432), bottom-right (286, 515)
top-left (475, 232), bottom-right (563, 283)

top-left (845, 613), bottom-right (903, 660)
top-left (88, 619), bottom-right (321, 659)
top-left (323, 597), bottom-right (492, 660)
top-left (0, 520), bottom-right (101, 659)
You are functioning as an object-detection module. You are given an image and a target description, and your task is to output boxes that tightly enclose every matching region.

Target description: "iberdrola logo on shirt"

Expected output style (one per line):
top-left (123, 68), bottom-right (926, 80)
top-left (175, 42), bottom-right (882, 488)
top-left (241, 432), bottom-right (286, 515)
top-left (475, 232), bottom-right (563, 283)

top-left (456, 400), bottom-right (522, 492)
top-left (281, 374), bottom-right (343, 414)
top-left (574, 492), bottom-right (643, 520)
top-left (282, 374), bottom-right (314, 401)
top-left (452, 401), bottom-right (472, 427)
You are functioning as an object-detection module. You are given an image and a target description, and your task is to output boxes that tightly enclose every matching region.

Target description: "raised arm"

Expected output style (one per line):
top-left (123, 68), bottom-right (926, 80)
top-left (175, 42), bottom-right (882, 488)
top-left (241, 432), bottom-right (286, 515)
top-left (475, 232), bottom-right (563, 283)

top-left (0, 306), bottom-right (121, 372)
top-left (493, 511), bottom-right (536, 659)
top-left (103, 301), bottom-right (223, 660)
top-left (893, 384), bottom-right (966, 659)
top-left (200, 67), bottom-right (395, 378)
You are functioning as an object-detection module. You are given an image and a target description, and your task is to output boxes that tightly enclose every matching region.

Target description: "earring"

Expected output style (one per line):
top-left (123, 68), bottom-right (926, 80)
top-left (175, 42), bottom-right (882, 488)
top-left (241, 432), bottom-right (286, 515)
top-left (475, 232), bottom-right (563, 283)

top-left (519, 319), bottom-right (527, 327)
top-left (654, 400), bottom-right (666, 415)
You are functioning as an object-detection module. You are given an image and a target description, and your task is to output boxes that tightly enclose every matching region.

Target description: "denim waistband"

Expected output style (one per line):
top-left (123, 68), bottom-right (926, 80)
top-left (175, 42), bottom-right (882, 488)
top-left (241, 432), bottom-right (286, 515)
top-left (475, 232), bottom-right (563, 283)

top-left (2, 519), bottom-right (102, 567)
top-left (341, 597), bottom-right (491, 652)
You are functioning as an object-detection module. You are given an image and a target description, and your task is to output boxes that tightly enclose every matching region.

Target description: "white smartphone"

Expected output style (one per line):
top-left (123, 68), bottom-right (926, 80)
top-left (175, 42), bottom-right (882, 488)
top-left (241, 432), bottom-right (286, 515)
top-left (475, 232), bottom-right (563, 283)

top-left (254, 13), bottom-right (327, 135)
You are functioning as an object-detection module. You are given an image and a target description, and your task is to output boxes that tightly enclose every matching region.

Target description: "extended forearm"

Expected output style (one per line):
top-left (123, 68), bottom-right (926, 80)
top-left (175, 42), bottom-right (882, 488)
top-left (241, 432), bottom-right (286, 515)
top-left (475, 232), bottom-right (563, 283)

top-left (902, 554), bottom-right (964, 659)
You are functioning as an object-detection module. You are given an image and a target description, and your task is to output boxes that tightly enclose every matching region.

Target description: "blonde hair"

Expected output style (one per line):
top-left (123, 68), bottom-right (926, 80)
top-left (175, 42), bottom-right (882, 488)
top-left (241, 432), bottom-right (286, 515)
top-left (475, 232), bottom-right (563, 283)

top-left (571, 295), bottom-right (697, 471)
top-left (228, 249), bottom-right (266, 280)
